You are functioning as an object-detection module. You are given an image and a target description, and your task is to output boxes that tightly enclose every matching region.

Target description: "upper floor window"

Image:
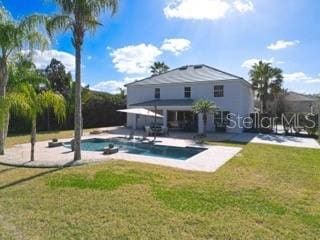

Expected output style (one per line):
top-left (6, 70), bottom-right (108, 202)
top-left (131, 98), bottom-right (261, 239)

top-left (155, 88), bottom-right (160, 99)
top-left (214, 85), bottom-right (224, 97)
top-left (184, 87), bottom-right (191, 98)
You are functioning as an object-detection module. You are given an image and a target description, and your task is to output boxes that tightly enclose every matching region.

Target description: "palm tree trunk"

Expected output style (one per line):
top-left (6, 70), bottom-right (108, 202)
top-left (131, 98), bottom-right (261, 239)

top-left (73, 43), bottom-right (82, 161)
top-left (30, 119), bottom-right (36, 162)
top-left (203, 114), bottom-right (207, 136)
top-left (0, 57), bottom-right (8, 155)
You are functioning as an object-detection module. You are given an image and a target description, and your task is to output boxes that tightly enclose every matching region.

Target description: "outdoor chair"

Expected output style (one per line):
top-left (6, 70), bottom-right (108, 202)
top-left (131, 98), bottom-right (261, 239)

top-left (103, 147), bottom-right (119, 155)
top-left (128, 131), bottom-right (135, 140)
top-left (48, 139), bottom-right (63, 148)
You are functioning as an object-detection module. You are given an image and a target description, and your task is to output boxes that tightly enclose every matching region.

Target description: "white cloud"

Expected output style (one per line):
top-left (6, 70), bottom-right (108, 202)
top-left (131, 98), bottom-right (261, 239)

top-left (163, 0), bottom-right (254, 21)
top-left (161, 38), bottom-right (191, 55)
top-left (164, 0), bottom-right (231, 21)
top-left (241, 57), bottom-right (284, 69)
top-left (284, 72), bottom-right (320, 84)
top-left (267, 40), bottom-right (300, 50)
top-left (91, 77), bottom-right (144, 94)
top-left (22, 50), bottom-right (75, 72)
top-left (110, 44), bottom-right (162, 74)
top-left (233, 0), bottom-right (254, 13)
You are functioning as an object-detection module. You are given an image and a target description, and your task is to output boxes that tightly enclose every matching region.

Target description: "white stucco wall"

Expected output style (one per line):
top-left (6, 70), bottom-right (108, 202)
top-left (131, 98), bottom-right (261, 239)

top-left (126, 80), bottom-right (254, 133)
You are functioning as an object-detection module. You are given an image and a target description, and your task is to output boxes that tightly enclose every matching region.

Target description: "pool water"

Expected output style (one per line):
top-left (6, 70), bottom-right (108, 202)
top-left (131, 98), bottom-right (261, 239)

top-left (64, 138), bottom-right (206, 160)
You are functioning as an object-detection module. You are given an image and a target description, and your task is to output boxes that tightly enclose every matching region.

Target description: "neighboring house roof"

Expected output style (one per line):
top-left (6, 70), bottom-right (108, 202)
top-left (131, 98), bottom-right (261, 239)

top-left (130, 99), bottom-right (194, 107)
top-left (284, 91), bottom-right (319, 102)
top-left (125, 64), bottom-right (249, 87)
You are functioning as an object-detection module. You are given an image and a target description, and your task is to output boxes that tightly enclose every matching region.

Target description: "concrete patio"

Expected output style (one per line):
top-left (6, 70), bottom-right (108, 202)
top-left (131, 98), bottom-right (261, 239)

top-left (0, 130), bottom-right (242, 172)
top-left (0, 126), bottom-right (319, 172)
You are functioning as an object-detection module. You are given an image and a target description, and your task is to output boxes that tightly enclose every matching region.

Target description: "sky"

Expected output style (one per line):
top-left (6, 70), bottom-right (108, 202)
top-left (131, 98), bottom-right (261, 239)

top-left (2, 0), bottom-right (320, 94)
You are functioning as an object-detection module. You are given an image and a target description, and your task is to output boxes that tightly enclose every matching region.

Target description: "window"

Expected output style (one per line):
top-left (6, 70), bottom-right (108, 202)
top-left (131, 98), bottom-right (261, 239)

top-left (155, 88), bottom-right (160, 99)
top-left (184, 87), bottom-right (191, 98)
top-left (214, 85), bottom-right (224, 97)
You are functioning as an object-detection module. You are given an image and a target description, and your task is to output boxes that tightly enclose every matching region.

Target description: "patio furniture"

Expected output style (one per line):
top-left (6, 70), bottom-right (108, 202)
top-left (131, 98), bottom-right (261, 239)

top-left (146, 125), bottom-right (168, 136)
top-left (48, 139), bottom-right (63, 148)
top-left (193, 134), bottom-right (205, 144)
top-left (145, 126), bottom-right (152, 136)
top-left (90, 130), bottom-right (103, 135)
top-left (103, 147), bottom-right (119, 155)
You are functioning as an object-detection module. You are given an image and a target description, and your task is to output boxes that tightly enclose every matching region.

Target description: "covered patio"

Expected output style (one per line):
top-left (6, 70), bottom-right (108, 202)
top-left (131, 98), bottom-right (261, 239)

top-left (127, 99), bottom-right (206, 134)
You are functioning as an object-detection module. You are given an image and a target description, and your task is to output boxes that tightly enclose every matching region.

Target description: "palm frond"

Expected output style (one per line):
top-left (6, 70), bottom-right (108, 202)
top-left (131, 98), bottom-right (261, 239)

top-left (0, 96), bottom-right (9, 128)
top-left (18, 14), bottom-right (47, 32)
top-left (6, 92), bottom-right (33, 119)
top-left (46, 14), bottom-right (73, 38)
top-left (0, 22), bottom-right (22, 55)
top-left (0, 4), bottom-right (11, 23)
top-left (96, 0), bottom-right (119, 16)
top-left (84, 17), bottom-right (102, 33)
top-left (26, 31), bottom-right (50, 51)
top-left (192, 99), bottom-right (217, 114)
top-left (53, 0), bottom-right (74, 13)
top-left (38, 91), bottom-right (66, 123)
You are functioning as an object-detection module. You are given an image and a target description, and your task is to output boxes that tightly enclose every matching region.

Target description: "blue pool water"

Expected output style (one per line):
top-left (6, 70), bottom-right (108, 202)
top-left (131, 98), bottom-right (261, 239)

top-left (64, 138), bottom-right (206, 160)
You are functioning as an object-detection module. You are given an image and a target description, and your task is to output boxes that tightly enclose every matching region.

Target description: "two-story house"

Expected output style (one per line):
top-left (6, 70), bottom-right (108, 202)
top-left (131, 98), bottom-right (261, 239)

top-left (125, 64), bottom-right (254, 133)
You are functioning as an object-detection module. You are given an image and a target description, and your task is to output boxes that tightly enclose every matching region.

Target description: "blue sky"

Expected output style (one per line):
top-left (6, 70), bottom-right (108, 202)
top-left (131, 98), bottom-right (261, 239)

top-left (2, 0), bottom-right (320, 94)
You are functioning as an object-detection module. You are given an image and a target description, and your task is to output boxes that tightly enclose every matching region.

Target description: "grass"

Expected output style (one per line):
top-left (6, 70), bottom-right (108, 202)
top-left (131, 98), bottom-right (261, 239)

top-left (0, 132), bottom-right (320, 239)
top-left (5, 128), bottom-right (97, 148)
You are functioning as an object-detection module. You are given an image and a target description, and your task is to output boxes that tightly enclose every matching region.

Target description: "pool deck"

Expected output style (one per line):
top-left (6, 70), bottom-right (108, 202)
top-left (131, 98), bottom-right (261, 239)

top-left (0, 133), bottom-right (242, 172)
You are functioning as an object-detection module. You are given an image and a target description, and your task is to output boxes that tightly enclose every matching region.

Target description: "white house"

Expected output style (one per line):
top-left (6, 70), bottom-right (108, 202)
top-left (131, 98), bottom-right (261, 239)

top-left (125, 64), bottom-right (254, 133)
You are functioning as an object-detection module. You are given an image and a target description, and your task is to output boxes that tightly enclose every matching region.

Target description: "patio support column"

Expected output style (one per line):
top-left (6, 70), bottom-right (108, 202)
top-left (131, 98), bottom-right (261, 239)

top-left (132, 114), bottom-right (137, 130)
top-left (198, 113), bottom-right (204, 134)
top-left (163, 109), bottom-right (168, 128)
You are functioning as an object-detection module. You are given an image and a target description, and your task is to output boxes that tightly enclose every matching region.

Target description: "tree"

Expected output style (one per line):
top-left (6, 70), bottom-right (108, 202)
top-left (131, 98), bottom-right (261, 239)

top-left (150, 61), bottom-right (169, 75)
top-left (0, 58), bottom-right (66, 161)
top-left (249, 61), bottom-right (283, 113)
top-left (43, 58), bottom-right (72, 130)
top-left (10, 83), bottom-right (65, 161)
top-left (47, 0), bottom-right (119, 161)
top-left (44, 58), bottom-right (72, 96)
top-left (0, 5), bottom-right (48, 155)
top-left (192, 99), bottom-right (217, 135)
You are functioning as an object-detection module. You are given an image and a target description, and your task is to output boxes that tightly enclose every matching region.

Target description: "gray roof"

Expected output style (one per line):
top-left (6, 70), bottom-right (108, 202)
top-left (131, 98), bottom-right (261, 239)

top-left (285, 92), bottom-right (319, 102)
top-left (130, 99), bottom-right (194, 107)
top-left (126, 64), bottom-right (248, 87)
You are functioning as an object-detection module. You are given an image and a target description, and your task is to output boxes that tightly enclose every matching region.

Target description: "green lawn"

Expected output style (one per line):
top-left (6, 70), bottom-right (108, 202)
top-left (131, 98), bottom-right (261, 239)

top-left (0, 133), bottom-right (320, 239)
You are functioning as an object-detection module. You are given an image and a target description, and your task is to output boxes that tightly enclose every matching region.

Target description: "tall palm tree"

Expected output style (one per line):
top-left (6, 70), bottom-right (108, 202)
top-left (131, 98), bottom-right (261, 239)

top-left (47, 0), bottom-right (119, 161)
top-left (150, 61), bottom-right (170, 75)
top-left (249, 61), bottom-right (283, 113)
top-left (0, 5), bottom-right (48, 155)
top-left (192, 99), bottom-right (217, 136)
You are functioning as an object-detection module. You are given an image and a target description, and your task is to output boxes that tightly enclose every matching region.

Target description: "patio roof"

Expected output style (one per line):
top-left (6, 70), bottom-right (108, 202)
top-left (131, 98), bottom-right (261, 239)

top-left (130, 99), bottom-right (194, 107)
top-left (117, 108), bottom-right (163, 117)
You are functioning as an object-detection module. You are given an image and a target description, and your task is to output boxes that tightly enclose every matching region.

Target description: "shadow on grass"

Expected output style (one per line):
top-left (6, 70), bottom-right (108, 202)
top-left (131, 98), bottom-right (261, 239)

top-left (206, 140), bottom-right (248, 146)
top-left (0, 168), bottom-right (62, 191)
top-left (0, 167), bottom-right (17, 175)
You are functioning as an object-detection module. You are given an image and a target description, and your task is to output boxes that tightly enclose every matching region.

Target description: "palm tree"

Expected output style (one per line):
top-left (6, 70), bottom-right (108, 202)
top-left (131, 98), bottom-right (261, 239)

top-left (7, 83), bottom-right (65, 161)
top-left (0, 5), bottom-right (48, 155)
top-left (192, 99), bottom-right (217, 135)
top-left (2, 57), bottom-right (66, 161)
top-left (47, 0), bottom-right (119, 161)
top-left (150, 62), bottom-right (170, 75)
top-left (249, 61), bottom-right (283, 113)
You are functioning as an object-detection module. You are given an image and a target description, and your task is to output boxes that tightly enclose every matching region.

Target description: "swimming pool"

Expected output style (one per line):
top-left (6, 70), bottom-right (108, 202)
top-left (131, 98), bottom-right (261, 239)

top-left (64, 138), bottom-right (206, 160)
